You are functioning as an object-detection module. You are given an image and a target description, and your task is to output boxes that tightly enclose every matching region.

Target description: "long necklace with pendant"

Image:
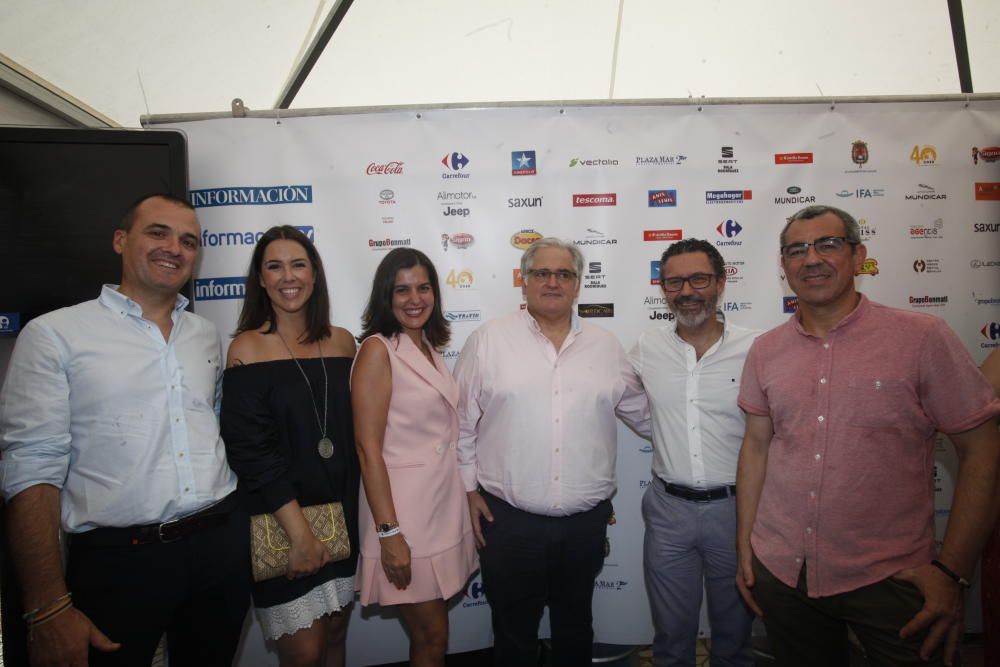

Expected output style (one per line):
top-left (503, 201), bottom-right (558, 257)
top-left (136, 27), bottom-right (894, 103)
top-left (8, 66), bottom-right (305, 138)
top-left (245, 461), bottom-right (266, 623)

top-left (276, 330), bottom-right (334, 459)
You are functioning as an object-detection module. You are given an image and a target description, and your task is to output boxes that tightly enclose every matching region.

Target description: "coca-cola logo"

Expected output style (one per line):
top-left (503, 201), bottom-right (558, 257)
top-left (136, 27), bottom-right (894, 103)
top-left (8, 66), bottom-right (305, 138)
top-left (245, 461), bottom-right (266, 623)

top-left (367, 161), bottom-right (404, 175)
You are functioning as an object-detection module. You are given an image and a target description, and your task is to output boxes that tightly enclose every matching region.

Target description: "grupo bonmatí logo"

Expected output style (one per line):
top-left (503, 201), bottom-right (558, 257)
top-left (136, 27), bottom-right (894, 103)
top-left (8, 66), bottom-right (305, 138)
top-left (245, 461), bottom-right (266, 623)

top-left (201, 226), bottom-right (315, 248)
top-left (190, 185), bottom-right (312, 208)
top-left (194, 277), bottom-right (246, 301)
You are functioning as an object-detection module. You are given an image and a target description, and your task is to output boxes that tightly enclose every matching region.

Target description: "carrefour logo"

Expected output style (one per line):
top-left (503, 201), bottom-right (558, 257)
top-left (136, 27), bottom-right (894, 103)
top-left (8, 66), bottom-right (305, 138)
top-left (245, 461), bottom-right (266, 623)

top-left (194, 277), bottom-right (246, 301)
top-left (462, 576), bottom-right (489, 608)
top-left (190, 185), bottom-right (312, 208)
top-left (201, 226), bottom-right (315, 248)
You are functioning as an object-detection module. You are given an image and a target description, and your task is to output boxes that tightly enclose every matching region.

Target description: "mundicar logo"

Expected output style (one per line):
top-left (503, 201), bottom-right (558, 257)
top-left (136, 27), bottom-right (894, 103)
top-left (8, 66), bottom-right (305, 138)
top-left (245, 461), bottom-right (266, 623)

top-left (194, 277), bottom-right (246, 301)
top-left (190, 185), bottom-right (312, 208)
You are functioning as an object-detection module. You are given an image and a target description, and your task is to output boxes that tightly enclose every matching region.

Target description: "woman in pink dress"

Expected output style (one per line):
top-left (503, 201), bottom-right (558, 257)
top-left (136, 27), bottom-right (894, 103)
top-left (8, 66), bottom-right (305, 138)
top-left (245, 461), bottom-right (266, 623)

top-left (351, 248), bottom-right (478, 666)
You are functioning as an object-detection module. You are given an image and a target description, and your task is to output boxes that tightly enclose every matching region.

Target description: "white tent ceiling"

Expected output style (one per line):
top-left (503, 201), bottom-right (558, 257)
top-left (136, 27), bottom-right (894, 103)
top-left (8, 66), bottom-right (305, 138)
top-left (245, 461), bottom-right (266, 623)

top-left (1, 0), bottom-right (998, 128)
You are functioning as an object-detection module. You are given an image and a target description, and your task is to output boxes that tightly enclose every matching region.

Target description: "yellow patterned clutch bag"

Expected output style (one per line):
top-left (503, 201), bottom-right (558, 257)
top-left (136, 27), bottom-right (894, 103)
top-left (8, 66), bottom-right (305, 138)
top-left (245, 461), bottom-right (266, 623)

top-left (249, 502), bottom-right (350, 582)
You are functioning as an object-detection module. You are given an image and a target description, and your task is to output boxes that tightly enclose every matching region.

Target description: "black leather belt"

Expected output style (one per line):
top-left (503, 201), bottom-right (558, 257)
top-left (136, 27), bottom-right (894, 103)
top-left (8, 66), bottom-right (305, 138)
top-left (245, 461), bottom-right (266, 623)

top-left (72, 492), bottom-right (239, 547)
top-left (662, 480), bottom-right (736, 502)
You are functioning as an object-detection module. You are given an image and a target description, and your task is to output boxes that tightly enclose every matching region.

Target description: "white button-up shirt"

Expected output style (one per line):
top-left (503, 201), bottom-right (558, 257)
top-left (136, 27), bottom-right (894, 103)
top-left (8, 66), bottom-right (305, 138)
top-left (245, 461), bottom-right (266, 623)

top-left (0, 285), bottom-right (236, 532)
top-left (629, 316), bottom-right (760, 488)
top-left (455, 309), bottom-right (650, 516)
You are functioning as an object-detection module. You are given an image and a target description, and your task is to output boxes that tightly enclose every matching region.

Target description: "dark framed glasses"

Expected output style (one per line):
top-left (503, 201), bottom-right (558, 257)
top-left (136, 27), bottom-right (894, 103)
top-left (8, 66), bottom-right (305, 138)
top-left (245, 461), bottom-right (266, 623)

top-left (660, 273), bottom-right (715, 292)
top-left (781, 236), bottom-right (858, 259)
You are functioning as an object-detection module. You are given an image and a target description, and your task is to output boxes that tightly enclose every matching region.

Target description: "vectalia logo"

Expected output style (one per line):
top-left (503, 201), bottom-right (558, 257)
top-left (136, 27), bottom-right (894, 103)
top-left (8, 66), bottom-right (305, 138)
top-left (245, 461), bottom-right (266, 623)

top-left (194, 277), bottom-right (246, 301)
top-left (201, 226), bottom-right (314, 248)
top-left (573, 193), bottom-right (617, 207)
top-left (190, 185), bottom-right (312, 208)
top-left (706, 190), bottom-right (751, 204)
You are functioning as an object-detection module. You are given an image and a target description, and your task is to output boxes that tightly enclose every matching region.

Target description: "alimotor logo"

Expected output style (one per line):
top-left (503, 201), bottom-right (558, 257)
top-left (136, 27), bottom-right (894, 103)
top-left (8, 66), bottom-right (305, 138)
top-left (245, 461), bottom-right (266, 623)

top-left (190, 185), bottom-right (312, 208)
top-left (194, 277), bottom-right (246, 301)
top-left (573, 193), bottom-right (617, 207)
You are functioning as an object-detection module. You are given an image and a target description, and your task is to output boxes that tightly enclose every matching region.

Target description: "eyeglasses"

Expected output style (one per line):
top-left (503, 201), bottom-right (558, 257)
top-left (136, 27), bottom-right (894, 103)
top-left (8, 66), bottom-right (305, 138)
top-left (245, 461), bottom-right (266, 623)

top-left (661, 273), bottom-right (715, 292)
top-left (781, 236), bottom-right (858, 259)
top-left (527, 269), bottom-right (578, 283)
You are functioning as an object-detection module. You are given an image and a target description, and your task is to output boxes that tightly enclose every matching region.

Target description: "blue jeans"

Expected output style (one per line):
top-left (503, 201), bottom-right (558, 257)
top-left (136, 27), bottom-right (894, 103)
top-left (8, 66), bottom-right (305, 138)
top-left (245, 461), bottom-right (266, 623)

top-left (642, 480), bottom-right (753, 667)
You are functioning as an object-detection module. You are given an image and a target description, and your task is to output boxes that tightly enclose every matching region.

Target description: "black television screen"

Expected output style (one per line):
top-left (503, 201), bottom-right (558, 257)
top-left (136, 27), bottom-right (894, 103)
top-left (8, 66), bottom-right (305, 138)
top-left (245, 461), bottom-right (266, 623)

top-left (0, 127), bottom-right (189, 334)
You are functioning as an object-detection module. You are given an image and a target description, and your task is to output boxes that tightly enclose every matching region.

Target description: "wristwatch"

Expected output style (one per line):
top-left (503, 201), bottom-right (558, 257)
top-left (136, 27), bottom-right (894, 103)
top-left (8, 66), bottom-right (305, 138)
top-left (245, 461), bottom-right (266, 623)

top-left (376, 521), bottom-right (398, 533)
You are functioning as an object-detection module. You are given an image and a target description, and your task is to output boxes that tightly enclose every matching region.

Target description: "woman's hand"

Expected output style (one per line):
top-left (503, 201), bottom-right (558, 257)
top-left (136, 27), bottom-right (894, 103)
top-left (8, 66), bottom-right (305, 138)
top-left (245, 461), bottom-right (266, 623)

top-left (380, 533), bottom-right (411, 589)
top-left (287, 531), bottom-right (331, 579)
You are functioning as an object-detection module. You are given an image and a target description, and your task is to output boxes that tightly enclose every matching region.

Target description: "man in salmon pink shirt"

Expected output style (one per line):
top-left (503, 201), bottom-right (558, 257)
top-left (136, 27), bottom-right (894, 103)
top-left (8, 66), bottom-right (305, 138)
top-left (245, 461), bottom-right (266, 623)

top-left (735, 205), bottom-right (1000, 667)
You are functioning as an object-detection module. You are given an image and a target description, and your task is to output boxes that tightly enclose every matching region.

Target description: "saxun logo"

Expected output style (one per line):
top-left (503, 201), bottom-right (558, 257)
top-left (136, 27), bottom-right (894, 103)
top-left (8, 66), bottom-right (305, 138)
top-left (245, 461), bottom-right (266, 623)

top-left (190, 185), bottom-right (312, 208)
top-left (194, 277), bottom-right (246, 301)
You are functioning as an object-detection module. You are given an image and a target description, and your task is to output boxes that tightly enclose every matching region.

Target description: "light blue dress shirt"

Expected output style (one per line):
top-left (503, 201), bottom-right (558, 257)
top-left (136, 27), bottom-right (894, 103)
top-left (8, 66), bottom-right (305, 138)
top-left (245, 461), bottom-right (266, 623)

top-left (0, 285), bottom-right (237, 532)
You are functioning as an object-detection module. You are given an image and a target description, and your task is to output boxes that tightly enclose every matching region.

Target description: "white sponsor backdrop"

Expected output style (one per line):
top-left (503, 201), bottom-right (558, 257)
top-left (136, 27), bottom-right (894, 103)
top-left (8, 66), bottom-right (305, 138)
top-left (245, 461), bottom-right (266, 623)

top-left (160, 100), bottom-right (1000, 666)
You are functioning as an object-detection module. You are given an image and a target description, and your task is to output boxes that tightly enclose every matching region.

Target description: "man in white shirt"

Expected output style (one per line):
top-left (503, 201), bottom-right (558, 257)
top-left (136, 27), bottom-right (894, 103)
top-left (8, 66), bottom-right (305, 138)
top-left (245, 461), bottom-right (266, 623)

top-left (455, 237), bottom-right (649, 666)
top-left (0, 194), bottom-right (249, 666)
top-left (629, 239), bottom-right (759, 667)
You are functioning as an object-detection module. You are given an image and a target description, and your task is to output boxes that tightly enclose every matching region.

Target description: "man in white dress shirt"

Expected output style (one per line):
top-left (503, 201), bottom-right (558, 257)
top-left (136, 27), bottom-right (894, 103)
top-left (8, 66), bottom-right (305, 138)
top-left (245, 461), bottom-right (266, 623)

top-left (629, 239), bottom-right (759, 666)
top-left (0, 194), bottom-right (249, 666)
top-left (455, 237), bottom-right (650, 666)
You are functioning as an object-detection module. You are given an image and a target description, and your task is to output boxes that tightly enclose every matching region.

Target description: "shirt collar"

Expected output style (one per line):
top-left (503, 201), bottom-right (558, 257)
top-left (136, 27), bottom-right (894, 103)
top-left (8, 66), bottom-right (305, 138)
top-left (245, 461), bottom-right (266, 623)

top-left (99, 284), bottom-right (190, 319)
top-left (521, 307), bottom-right (582, 335)
top-left (791, 292), bottom-right (870, 337)
top-left (671, 311), bottom-right (728, 344)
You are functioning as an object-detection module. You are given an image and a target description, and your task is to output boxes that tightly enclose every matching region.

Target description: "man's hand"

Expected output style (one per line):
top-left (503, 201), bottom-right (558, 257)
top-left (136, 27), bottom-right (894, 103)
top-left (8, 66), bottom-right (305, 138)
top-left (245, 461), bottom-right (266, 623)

top-left (735, 543), bottom-right (764, 617)
top-left (467, 490), bottom-right (494, 548)
top-left (894, 563), bottom-right (964, 666)
top-left (29, 606), bottom-right (119, 667)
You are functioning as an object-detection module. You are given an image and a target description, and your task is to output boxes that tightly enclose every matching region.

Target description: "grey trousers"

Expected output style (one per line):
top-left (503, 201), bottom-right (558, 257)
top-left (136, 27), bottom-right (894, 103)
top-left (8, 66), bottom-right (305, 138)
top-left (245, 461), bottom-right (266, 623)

top-left (642, 480), bottom-right (753, 667)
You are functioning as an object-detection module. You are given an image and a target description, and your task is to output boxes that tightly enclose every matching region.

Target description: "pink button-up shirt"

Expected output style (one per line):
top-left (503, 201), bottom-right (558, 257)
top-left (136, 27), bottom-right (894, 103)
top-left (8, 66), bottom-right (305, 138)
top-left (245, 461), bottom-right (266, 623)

top-left (455, 310), bottom-right (650, 516)
top-left (738, 296), bottom-right (1000, 597)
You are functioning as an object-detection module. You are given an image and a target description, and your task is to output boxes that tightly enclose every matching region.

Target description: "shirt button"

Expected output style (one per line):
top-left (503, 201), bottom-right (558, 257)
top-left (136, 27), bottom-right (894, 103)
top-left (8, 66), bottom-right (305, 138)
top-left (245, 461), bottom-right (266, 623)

top-left (806, 527), bottom-right (812, 534)
top-left (795, 557), bottom-right (802, 564)
top-left (178, 453), bottom-right (184, 458)
top-left (815, 453), bottom-right (822, 461)
top-left (823, 343), bottom-right (829, 349)
top-left (175, 418), bottom-right (181, 423)
top-left (554, 390), bottom-right (559, 395)
top-left (810, 491), bottom-right (816, 498)
top-left (555, 448), bottom-right (560, 453)
top-left (555, 418), bottom-right (560, 423)
top-left (819, 378), bottom-right (827, 384)
top-left (184, 487), bottom-right (190, 492)
top-left (817, 415), bottom-right (825, 422)
top-left (554, 476), bottom-right (559, 481)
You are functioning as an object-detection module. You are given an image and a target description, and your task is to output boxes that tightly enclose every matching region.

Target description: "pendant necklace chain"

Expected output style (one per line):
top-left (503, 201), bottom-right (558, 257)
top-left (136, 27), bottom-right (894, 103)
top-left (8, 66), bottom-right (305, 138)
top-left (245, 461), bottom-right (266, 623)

top-left (275, 330), bottom-right (334, 459)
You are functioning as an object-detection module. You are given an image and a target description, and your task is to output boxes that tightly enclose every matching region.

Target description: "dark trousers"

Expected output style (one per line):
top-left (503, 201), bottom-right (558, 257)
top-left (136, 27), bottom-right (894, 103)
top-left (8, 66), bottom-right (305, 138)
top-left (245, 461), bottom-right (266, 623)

top-left (753, 555), bottom-right (944, 667)
top-left (478, 491), bottom-right (611, 667)
top-left (66, 504), bottom-right (251, 667)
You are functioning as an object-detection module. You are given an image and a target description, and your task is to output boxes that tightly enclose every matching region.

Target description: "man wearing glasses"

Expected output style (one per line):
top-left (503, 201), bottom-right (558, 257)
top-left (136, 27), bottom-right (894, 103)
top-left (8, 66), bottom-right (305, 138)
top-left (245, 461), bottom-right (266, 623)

top-left (455, 237), bottom-right (650, 666)
top-left (629, 239), bottom-right (759, 666)
top-left (735, 205), bottom-right (1000, 666)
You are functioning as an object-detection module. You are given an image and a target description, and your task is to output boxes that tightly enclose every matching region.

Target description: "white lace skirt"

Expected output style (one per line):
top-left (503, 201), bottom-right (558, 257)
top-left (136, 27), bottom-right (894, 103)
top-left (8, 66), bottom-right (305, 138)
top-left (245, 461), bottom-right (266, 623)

top-left (256, 575), bottom-right (356, 640)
